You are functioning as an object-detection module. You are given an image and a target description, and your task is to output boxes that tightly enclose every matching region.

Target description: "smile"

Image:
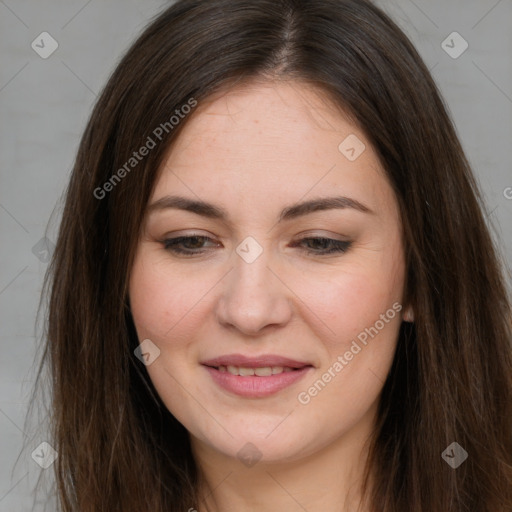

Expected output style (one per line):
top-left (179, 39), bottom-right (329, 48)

top-left (201, 354), bottom-right (314, 398)
top-left (215, 365), bottom-right (296, 376)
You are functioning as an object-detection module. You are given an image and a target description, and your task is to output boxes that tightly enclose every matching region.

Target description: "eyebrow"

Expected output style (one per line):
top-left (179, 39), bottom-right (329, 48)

top-left (146, 194), bottom-right (374, 222)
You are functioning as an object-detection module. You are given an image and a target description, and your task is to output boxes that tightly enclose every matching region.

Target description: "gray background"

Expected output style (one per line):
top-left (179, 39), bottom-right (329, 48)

top-left (1, 0), bottom-right (511, 509)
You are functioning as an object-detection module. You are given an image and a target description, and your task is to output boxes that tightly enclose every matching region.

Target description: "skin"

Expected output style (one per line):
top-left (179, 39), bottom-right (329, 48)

top-left (129, 79), bottom-right (414, 512)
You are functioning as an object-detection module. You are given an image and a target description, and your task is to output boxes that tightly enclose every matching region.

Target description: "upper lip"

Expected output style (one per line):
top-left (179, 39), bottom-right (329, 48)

top-left (201, 354), bottom-right (313, 369)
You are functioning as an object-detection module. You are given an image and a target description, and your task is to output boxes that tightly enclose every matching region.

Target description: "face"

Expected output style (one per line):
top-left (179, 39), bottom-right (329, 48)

top-left (129, 80), bottom-right (408, 465)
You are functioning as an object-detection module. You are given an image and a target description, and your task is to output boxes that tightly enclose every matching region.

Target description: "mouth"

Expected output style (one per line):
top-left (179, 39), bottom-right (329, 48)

top-left (209, 365), bottom-right (302, 376)
top-left (201, 354), bottom-right (314, 398)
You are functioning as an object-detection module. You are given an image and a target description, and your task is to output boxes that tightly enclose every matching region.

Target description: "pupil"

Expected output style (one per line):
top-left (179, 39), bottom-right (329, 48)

top-left (310, 238), bottom-right (327, 249)
top-left (189, 236), bottom-right (204, 248)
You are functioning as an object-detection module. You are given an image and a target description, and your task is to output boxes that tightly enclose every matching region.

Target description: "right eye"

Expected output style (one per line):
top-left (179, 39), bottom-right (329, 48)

top-left (161, 235), bottom-right (221, 257)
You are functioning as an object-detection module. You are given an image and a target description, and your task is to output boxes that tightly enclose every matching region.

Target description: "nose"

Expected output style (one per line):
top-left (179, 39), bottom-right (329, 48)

top-left (215, 246), bottom-right (293, 336)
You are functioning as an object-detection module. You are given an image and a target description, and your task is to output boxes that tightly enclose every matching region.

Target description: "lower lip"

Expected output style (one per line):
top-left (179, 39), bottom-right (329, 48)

top-left (203, 366), bottom-right (313, 398)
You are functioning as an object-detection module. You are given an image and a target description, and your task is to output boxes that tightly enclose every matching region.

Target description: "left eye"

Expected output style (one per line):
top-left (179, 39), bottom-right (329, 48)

top-left (161, 235), bottom-right (351, 257)
top-left (291, 237), bottom-right (352, 255)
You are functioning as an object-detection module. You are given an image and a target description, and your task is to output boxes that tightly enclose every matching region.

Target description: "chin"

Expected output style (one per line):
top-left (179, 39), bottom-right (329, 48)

top-left (191, 419), bottom-right (325, 466)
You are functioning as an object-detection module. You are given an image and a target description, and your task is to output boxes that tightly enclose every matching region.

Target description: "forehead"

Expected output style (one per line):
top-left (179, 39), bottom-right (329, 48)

top-left (168, 80), bottom-right (356, 162)
top-left (152, 80), bottom-right (397, 222)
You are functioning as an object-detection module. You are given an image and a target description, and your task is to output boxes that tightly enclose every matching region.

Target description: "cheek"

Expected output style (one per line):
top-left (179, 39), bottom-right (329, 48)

top-left (294, 270), bottom-right (402, 419)
top-left (129, 255), bottom-right (212, 341)
top-left (128, 256), bottom-right (210, 421)
top-left (295, 255), bottom-right (404, 349)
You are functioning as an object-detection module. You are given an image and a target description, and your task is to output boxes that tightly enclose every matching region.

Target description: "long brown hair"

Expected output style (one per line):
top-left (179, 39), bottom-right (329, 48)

top-left (29, 0), bottom-right (512, 510)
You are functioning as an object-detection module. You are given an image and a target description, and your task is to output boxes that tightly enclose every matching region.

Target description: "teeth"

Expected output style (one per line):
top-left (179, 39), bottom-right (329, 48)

top-left (227, 365), bottom-right (238, 375)
top-left (254, 367), bottom-right (272, 377)
top-left (218, 365), bottom-right (297, 376)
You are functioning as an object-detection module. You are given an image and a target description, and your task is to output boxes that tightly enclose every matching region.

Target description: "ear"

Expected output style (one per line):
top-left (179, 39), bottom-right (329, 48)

top-left (402, 304), bottom-right (414, 323)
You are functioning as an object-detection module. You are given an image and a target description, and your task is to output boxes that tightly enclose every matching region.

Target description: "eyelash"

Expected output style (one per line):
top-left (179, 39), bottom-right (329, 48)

top-left (161, 235), bottom-right (352, 257)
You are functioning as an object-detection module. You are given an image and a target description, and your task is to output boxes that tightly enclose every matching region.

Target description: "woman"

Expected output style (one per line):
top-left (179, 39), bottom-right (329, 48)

top-left (32, 0), bottom-right (512, 510)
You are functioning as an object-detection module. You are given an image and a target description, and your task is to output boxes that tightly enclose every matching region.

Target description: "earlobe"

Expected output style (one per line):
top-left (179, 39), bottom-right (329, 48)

top-left (403, 304), bottom-right (414, 323)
